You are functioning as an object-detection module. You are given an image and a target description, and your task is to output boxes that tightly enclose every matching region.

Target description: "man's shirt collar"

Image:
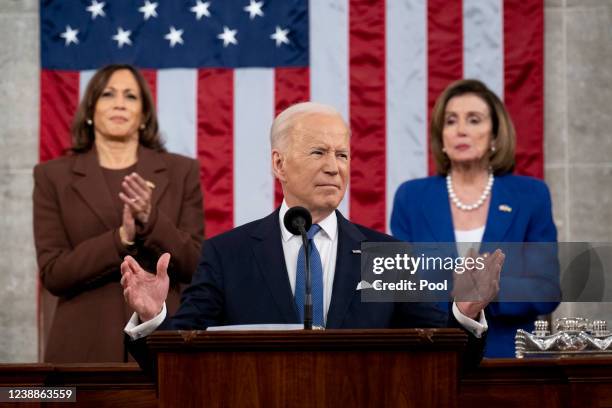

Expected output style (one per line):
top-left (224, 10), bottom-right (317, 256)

top-left (279, 200), bottom-right (338, 243)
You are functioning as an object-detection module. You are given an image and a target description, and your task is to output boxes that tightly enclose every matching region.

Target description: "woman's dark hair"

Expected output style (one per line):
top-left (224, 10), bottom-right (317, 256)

top-left (70, 64), bottom-right (164, 153)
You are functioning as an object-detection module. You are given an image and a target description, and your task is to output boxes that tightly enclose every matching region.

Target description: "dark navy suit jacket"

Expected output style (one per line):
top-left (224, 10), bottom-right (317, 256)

top-left (390, 174), bottom-right (560, 357)
top-left (164, 209), bottom-right (451, 329)
top-left (129, 209), bottom-right (485, 370)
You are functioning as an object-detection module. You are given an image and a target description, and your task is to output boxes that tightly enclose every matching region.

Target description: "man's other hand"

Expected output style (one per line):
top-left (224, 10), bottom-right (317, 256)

top-left (121, 254), bottom-right (170, 322)
top-left (454, 249), bottom-right (504, 319)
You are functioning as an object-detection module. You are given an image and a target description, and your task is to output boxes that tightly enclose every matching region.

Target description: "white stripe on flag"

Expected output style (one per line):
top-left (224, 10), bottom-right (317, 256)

top-left (309, 0), bottom-right (350, 219)
top-left (157, 69), bottom-right (197, 158)
top-left (79, 70), bottom-right (96, 101)
top-left (386, 0), bottom-right (428, 232)
top-left (234, 68), bottom-right (275, 227)
top-left (463, 0), bottom-right (504, 98)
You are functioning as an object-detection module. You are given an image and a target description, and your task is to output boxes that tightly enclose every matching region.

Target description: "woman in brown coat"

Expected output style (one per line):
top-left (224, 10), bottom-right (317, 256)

top-left (33, 64), bottom-right (204, 362)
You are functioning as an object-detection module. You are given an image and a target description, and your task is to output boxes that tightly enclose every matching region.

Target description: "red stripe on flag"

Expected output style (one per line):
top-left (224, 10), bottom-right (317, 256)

top-left (349, 0), bottom-right (386, 232)
top-left (427, 0), bottom-right (463, 175)
top-left (40, 70), bottom-right (79, 162)
top-left (140, 69), bottom-right (157, 106)
top-left (197, 69), bottom-right (234, 238)
top-left (504, 0), bottom-right (544, 178)
top-left (273, 67), bottom-right (310, 208)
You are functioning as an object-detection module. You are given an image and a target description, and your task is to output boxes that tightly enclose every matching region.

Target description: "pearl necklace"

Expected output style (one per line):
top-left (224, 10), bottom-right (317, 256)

top-left (446, 172), bottom-right (494, 211)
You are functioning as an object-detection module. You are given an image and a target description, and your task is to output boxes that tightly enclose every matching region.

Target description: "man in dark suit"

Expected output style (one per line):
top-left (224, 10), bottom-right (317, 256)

top-left (121, 102), bottom-right (503, 366)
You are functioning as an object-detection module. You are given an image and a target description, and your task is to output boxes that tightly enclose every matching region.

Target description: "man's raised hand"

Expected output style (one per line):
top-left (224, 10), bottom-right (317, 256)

top-left (120, 253), bottom-right (171, 322)
top-left (454, 249), bottom-right (504, 319)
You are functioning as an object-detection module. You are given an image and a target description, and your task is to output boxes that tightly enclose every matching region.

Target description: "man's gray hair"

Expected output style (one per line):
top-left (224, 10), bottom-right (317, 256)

top-left (270, 102), bottom-right (346, 150)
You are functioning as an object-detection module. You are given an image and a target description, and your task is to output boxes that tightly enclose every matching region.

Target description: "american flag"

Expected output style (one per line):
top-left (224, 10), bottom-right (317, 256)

top-left (40, 0), bottom-right (543, 237)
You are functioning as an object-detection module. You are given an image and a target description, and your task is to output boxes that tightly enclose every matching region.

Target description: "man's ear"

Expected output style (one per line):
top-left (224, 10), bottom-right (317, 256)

top-left (272, 149), bottom-right (286, 182)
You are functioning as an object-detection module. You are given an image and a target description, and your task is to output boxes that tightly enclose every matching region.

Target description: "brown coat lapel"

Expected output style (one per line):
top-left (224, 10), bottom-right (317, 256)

top-left (135, 145), bottom-right (169, 209)
top-left (71, 148), bottom-right (117, 229)
top-left (70, 146), bottom-right (170, 229)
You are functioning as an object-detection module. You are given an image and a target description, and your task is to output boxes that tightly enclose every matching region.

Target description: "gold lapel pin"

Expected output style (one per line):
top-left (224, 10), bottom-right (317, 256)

top-left (499, 204), bottom-right (512, 213)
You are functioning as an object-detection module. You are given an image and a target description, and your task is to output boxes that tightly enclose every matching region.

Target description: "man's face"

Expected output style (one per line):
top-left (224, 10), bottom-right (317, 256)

top-left (273, 112), bottom-right (350, 221)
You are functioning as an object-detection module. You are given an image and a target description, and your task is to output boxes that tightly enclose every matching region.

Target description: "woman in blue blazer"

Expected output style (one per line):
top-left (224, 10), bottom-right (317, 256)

top-left (390, 79), bottom-right (560, 357)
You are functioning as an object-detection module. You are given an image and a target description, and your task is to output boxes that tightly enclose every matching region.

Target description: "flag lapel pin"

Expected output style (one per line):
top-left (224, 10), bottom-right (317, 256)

top-left (498, 204), bottom-right (512, 213)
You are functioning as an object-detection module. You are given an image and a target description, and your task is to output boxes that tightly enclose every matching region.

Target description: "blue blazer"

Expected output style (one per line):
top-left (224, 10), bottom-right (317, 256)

top-left (390, 174), bottom-right (560, 357)
top-left (130, 209), bottom-right (485, 370)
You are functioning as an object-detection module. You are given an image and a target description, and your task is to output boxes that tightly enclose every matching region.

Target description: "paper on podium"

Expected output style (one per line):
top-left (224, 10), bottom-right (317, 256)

top-left (206, 324), bottom-right (304, 331)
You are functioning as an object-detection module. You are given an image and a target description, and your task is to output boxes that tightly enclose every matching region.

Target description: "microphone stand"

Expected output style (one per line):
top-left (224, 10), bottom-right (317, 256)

top-left (297, 222), bottom-right (313, 330)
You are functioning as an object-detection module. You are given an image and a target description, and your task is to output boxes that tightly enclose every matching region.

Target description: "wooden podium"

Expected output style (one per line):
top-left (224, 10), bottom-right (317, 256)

top-left (147, 328), bottom-right (467, 408)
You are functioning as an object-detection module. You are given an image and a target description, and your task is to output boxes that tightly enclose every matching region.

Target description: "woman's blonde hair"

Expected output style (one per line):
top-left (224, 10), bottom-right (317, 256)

top-left (430, 79), bottom-right (515, 175)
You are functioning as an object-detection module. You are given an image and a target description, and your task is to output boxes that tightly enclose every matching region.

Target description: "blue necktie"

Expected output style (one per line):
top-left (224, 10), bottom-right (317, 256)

top-left (294, 224), bottom-right (324, 327)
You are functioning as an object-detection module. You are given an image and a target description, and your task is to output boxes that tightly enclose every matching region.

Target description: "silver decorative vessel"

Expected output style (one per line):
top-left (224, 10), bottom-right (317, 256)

top-left (515, 317), bottom-right (612, 358)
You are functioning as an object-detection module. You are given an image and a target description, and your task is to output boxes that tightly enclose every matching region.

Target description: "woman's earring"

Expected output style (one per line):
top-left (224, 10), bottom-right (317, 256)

top-left (86, 119), bottom-right (93, 126)
top-left (491, 145), bottom-right (496, 152)
top-left (139, 123), bottom-right (146, 130)
top-left (442, 147), bottom-right (447, 154)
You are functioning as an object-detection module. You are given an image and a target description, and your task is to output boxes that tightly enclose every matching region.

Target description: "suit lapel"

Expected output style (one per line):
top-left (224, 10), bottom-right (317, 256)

top-left (250, 210), bottom-right (300, 323)
top-left (326, 211), bottom-right (366, 328)
top-left (71, 146), bottom-right (170, 230)
top-left (71, 149), bottom-right (117, 229)
top-left (482, 176), bottom-right (518, 243)
top-left (422, 176), bottom-right (455, 242)
top-left (135, 146), bottom-right (168, 209)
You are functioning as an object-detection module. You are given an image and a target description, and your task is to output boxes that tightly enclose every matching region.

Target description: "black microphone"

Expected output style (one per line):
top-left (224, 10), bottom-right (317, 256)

top-left (283, 206), bottom-right (312, 235)
top-left (283, 206), bottom-right (314, 330)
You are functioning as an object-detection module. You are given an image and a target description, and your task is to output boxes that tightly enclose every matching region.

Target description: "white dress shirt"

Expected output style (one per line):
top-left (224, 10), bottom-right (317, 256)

top-left (455, 226), bottom-right (486, 258)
